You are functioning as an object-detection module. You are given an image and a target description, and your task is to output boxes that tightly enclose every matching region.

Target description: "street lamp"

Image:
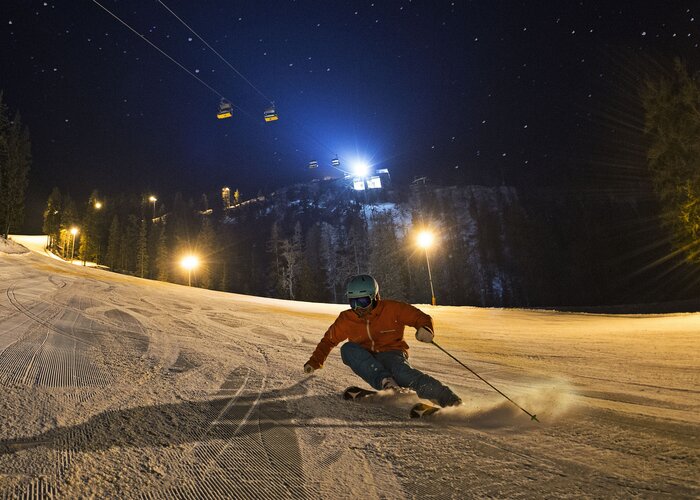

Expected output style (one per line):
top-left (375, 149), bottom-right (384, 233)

top-left (86, 200), bottom-right (103, 266)
top-left (149, 196), bottom-right (157, 218)
top-left (417, 230), bottom-right (437, 305)
top-left (70, 227), bottom-right (79, 262)
top-left (181, 255), bottom-right (199, 287)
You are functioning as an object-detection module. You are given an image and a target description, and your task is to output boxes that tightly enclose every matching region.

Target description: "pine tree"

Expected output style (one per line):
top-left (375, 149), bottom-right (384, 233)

top-left (341, 224), bottom-right (364, 277)
top-left (59, 195), bottom-right (79, 260)
top-left (679, 181), bottom-right (700, 262)
top-left (43, 187), bottom-right (62, 251)
top-left (642, 59), bottom-right (700, 264)
top-left (297, 223), bottom-right (324, 301)
top-left (197, 217), bottom-right (216, 288)
top-left (0, 102), bottom-right (31, 238)
top-left (267, 221), bottom-right (286, 296)
top-left (77, 190), bottom-right (103, 265)
top-left (89, 190), bottom-right (106, 264)
top-left (0, 93), bottom-right (9, 234)
top-left (320, 222), bottom-right (341, 302)
top-left (106, 215), bottom-right (120, 270)
top-left (136, 218), bottom-right (148, 278)
top-left (219, 259), bottom-right (229, 291)
top-left (368, 210), bottom-right (408, 301)
top-left (280, 221), bottom-right (303, 299)
top-left (120, 214), bottom-right (140, 273)
top-left (155, 223), bottom-right (170, 281)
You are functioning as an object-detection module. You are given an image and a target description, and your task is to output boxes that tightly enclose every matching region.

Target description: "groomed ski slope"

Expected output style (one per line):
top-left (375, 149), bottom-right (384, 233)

top-left (1, 236), bottom-right (698, 499)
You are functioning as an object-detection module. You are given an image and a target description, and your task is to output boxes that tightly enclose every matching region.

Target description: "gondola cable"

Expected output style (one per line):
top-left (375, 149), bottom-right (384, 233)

top-left (156, 0), bottom-right (274, 107)
top-left (90, 0), bottom-right (232, 104)
top-left (152, 1), bottom-right (346, 169)
top-left (92, 0), bottom-right (349, 174)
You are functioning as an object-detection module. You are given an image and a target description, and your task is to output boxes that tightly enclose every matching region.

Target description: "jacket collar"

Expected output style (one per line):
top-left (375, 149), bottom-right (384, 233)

top-left (366, 299), bottom-right (384, 318)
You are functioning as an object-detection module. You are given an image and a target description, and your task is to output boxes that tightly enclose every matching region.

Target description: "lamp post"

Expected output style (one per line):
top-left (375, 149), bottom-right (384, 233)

top-left (84, 200), bottom-right (103, 266)
top-left (181, 255), bottom-right (199, 287)
top-left (70, 227), bottom-right (79, 263)
top-left (149, 196), bottom-right (157, 218)
top-left (417, 230), bottom-right (437, 306)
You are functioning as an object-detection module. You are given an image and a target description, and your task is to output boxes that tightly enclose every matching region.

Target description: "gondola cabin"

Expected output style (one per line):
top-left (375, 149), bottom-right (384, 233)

top-left (217, 99), bottom-right (233, 119)
top-left (331, 156), bottom-right (340, 167)
top-left (264, 106), bottom-right (278, 122)
top-left (308, 160), bottom-right (319, 169)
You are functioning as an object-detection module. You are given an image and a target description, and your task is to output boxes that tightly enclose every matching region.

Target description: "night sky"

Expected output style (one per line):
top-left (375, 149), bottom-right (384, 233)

top-left (2, 1), bottom-right (699, 231)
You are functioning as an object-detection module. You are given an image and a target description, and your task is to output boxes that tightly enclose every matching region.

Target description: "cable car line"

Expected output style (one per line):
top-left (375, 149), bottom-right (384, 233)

top-left (156, 0), bottom-right (275, 106)
top-left (279, 114), bottom-right (351, 174)
top-left (289, 119), bottom-right (350, 173)
top-left (91, 0), bottom-right (352, 176)
top-left (90, 0), bottom-right (232, 105)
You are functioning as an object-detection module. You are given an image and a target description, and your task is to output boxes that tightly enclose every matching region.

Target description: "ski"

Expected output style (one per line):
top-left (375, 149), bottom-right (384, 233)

top-left (410, 402), bottom-right (441, 418)
top-left (345, 387), bottom-right (443, 420)
top-left (343, 386), bottom-right (378, 400)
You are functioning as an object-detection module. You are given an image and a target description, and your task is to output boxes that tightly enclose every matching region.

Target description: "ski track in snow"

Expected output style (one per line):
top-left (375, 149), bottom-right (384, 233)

top-left (0, 236), bottom-right (698, 499)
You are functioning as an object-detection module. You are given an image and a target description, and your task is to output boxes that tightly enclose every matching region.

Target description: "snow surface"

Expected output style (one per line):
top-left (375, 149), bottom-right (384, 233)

top-left (0, 236), bottom-right (698, 498)
top-left (0, 236), bottom-right (30, 255)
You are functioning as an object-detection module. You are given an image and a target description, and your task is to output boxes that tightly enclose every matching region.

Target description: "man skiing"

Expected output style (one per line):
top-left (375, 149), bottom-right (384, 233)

top-left (304, 274), bottom-right (462, 408)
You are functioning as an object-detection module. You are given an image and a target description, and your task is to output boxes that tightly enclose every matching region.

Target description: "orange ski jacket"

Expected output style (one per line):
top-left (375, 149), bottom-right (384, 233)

top-left (306, 299), bottom-right (434, 369)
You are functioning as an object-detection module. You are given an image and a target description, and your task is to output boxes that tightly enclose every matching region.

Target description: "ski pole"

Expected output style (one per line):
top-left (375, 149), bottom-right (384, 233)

top-left (431, 341), bottom-right (539, 423)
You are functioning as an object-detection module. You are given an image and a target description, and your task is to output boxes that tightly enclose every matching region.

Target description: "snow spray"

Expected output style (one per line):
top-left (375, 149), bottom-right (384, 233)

top-left (431, 341), bottom-right (540, 422)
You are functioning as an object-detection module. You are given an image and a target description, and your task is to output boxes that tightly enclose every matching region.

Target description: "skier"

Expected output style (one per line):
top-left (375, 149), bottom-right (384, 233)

top-left (304, 274), bottom-right (463, 408)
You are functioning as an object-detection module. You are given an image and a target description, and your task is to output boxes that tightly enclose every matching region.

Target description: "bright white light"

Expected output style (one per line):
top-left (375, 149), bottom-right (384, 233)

top-left (181, 255), bottom-right (199, 270)
top-left (94, 201), bottom-right (103, 209)
top-left (70, 227), bottom-right (79, 236)
top-left (149, 195), bottom-right (157, 202)
top-left (417, 231), bottom-right (434, 249)
top-left (351, 160), bottom-right (371, 178)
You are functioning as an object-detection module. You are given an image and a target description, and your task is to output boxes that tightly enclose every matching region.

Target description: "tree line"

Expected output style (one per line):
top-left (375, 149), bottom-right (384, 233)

top-left (0, 92), bottom-right (31, 238)
top-left (40, 184), bottom-right (431, 303)
top-left (40, 176), bottom-right (700, 308)
top-left (642, 58), bottom-right (700, 266)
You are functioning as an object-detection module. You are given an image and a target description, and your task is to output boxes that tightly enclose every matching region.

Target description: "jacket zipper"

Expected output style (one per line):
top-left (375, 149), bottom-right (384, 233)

top-left (365, 319), bottom-right (375, 351)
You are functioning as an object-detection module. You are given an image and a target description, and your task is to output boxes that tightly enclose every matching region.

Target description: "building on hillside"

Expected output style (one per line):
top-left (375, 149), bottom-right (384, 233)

top-left (346, 168), bottom-right (391, 191)
top-left (222, 187), bottom-right (231, 208)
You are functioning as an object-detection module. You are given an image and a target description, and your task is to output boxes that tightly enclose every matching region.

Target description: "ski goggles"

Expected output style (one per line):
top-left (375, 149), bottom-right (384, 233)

top-left (349, 296), bottom-right (373, 310)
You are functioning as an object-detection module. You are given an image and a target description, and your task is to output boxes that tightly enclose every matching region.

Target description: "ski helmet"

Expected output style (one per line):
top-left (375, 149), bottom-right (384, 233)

top-left (346, 274), bottom-right (380, 309)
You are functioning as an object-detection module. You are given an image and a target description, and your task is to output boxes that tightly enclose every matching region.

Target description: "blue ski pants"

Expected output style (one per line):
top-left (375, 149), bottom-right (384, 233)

top-left (340, 342), bottom-right (461, 407)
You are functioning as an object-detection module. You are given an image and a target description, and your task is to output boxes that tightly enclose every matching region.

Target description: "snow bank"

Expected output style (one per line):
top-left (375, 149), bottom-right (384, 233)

top-left (0, 236), bottom-right (29, 254)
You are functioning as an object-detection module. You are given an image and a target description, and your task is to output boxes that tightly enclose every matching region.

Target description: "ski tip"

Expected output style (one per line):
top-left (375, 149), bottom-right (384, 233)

top-left (343, 386), bottom-right (377, 401)
top-left (410, 402), bottom-right (441, 419)
top-left (531, 414), bottom-right (540, 423)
